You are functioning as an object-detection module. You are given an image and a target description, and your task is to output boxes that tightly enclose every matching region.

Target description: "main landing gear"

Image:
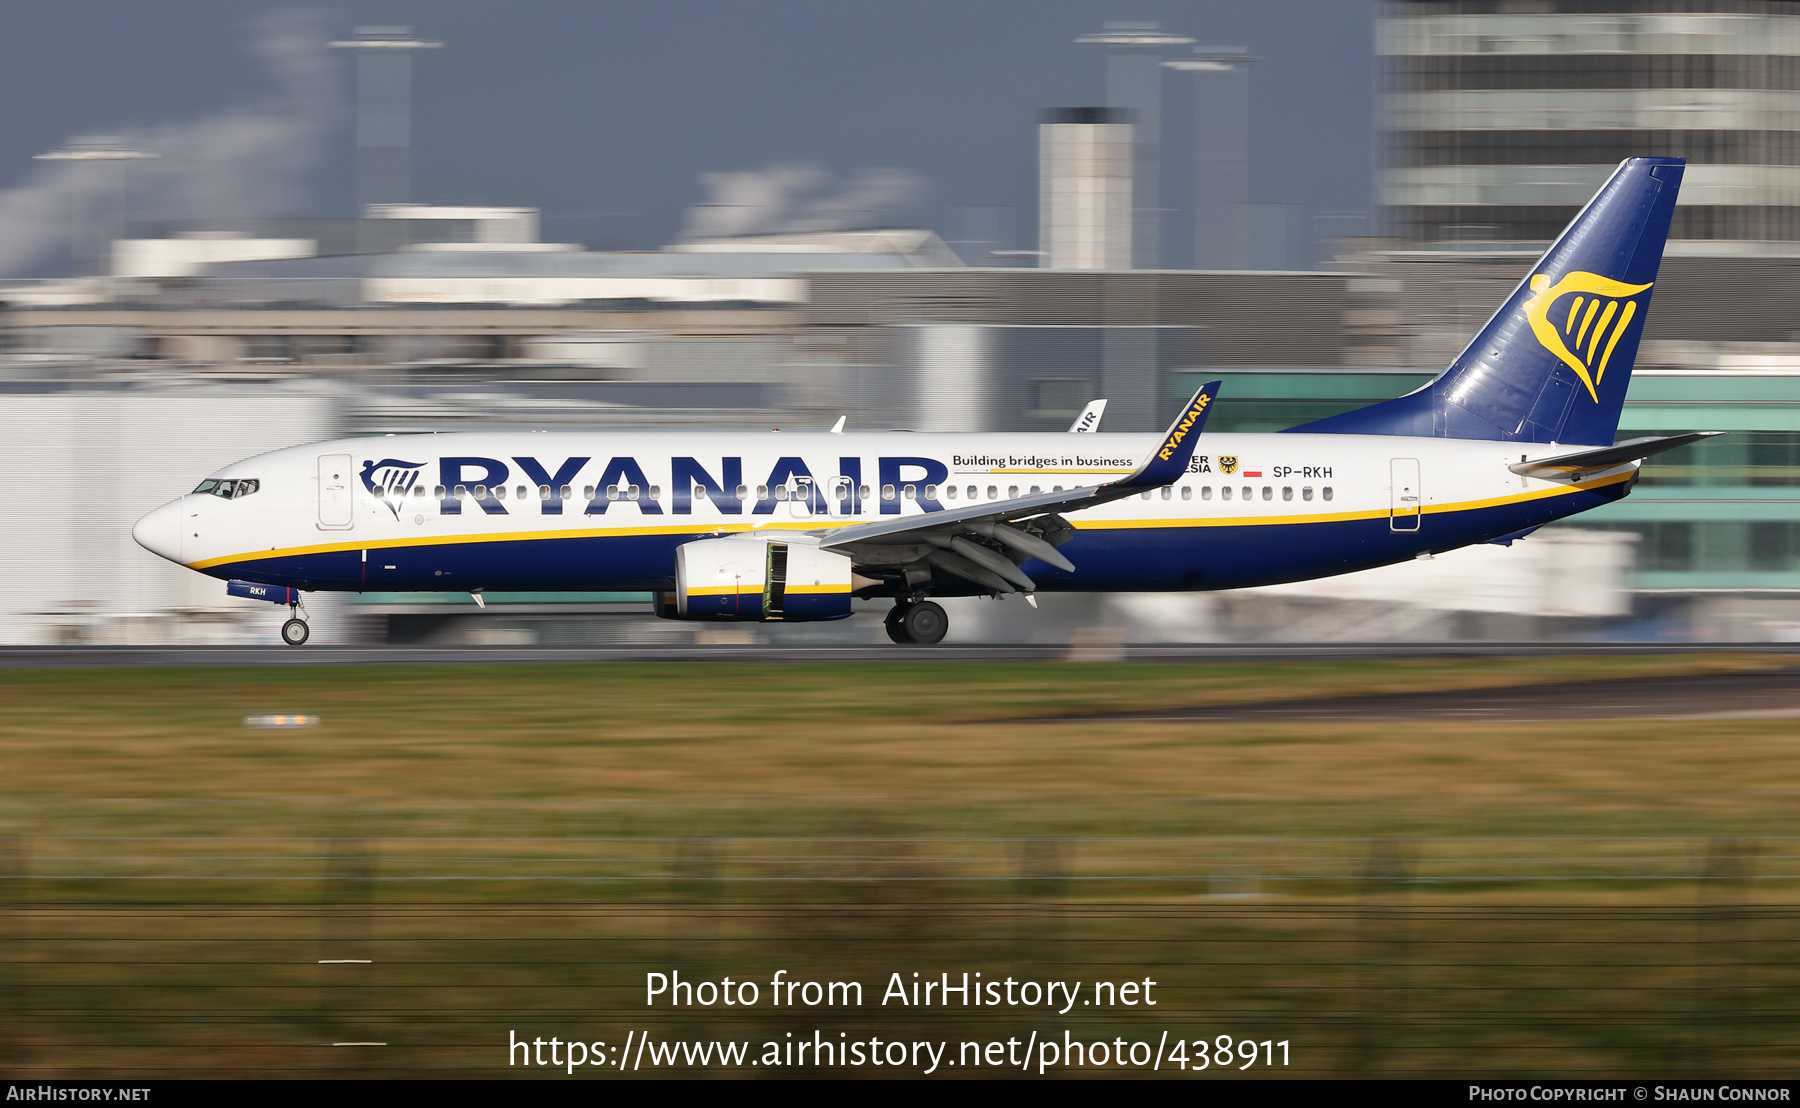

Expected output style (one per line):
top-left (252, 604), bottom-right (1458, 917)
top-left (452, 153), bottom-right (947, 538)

top-left (885, 599), bottom-right (948, 645)
top-left (281, 603), bottom-right (310, 647)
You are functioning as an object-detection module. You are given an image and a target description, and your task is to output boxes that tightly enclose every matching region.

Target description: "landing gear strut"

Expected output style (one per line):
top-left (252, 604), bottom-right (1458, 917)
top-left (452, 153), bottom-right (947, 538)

top-left (886, 599), bottom-right (947, 645)
top-left (281, 604), bottom-right (310, 647)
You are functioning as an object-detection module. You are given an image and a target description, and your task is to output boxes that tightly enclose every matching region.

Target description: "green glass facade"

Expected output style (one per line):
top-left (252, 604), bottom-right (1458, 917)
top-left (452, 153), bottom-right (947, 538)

top-left (1174, 368), bottom-right (1800, 590)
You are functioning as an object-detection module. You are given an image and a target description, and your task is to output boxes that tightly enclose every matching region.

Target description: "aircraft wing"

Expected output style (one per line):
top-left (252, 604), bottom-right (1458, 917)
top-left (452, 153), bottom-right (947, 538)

top-left (1508, 432), bottom-right (1722, 480)
top-left (817, 382), bottom-right (1219, 591)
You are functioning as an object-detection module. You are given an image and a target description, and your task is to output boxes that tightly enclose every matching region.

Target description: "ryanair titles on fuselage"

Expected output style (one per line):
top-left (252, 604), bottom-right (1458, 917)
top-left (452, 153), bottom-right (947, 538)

top-left (372, 453), bottom-right (1143, 521)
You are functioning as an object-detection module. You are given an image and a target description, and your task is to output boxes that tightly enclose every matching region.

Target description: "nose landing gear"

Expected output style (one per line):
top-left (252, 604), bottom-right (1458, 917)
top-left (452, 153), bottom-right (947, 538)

top-left (885, 599), bottom-right (948, 645)
top-left (281, 603), bottom-right (310, 647)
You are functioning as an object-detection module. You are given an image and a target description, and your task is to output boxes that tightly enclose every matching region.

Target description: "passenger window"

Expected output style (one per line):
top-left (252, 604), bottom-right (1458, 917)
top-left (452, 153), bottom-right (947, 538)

top-left (1030, 485), bottom-right (1041, 495)
top-left (477, 485), bottom-right (491, 501)
top-left (454, 485), bottom-right (468, 501)
top-left (1302, 487), bottom-right (1313, 501)
top-left (1053, 485), bottom-right (1063, 492)
top-left (1282, 487), bottom-right (1293, 501)
top-left (582, 485), bottom-right (594, 500)
top-left (738, 484), bottom-right (751, 501)
top-left (968, 485), bottom-right (977, 499)
top-left (1201, 486), bottom-right (1212, 501)
top-left (694, 485), bottom-right (709, 502)
top-left (434, 485), bottom-right (447, 498)
top-left (924, 484), bottom-right (938, 499)
top-left (628, 485), bottom-right (641, 501)
top-left (1221, 486), bottom-right (1232, 501)
top-left (882, 484), bottom-right (895, 501)
top-left (775, 485), bottom-right (789, 501)
top-left (415, 485), bottom-right (427, 499)
top-left (494, 486), bottom-right (506, 501)
top-left (987, 485), bottom-right (997, 499)
top-left (1008, 485), bottom-right (1019, 498)
top-left (904, 484), bottom-right (917, 500)
top-left (1181, 486), bottom-right (1192, 500)
top-left (1160, 487), bottom-right (1171, 500)
top-left (1242, 486), bottom-right (1252, 500)
top-left (539, 484), bottom-right (551, 500)
top-left (1322, 486), bottom-right (1333, 501)
top-left (945, 485), bottom-right (957, 500)
top-left (858, 484), bottom-right (870, 499)
top-left (1141, 490), bottom-right (1152, 500)
top-left (649, 486), bottom-right (661, 501)
top-left (516, 485), bottom-right (527, 500)
top-left (1261, 486), bottom-right (1272, 501)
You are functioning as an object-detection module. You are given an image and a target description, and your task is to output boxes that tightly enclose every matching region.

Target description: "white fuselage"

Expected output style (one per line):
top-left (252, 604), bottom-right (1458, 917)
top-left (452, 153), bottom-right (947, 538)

top-left (133, 429), bottom-right (1634, 596)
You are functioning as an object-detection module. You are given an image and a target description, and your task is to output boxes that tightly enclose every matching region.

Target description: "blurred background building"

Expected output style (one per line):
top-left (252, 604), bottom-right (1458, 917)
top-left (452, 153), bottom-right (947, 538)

top-left (4, 7), bottom-right (1799, 646)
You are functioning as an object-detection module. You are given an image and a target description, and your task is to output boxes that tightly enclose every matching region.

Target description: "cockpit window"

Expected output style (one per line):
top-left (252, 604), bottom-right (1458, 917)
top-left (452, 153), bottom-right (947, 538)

top-left (193, 478), bottom-right (259, 500)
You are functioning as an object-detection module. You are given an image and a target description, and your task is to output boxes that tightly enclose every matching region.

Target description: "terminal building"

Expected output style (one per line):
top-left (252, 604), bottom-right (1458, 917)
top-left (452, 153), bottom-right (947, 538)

top-left (1356, 0), bottom-right (1800, 626)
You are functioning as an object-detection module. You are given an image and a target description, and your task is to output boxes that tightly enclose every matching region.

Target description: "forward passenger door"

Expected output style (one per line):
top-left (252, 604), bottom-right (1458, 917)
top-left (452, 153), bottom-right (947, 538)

top-left (318, 453), bottom-right (354, 530)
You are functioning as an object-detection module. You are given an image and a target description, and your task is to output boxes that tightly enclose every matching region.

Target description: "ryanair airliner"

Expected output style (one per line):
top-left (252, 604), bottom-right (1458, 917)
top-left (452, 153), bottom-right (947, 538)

top-left (134, 158), bottom-right (1711, 646)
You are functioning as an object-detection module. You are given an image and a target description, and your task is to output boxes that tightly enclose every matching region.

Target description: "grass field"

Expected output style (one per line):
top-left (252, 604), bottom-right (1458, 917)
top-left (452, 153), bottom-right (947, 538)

top-left (1, 653), bottom-right (1796, 1078)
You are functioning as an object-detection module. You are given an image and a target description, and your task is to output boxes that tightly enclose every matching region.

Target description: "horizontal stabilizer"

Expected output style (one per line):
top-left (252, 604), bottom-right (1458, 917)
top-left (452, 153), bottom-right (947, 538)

top-left (1509, 432), bottom-right (1721, 480)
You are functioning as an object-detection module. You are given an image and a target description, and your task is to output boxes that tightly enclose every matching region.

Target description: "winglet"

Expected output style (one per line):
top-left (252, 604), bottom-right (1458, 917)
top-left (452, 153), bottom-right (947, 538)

top-left (1112, 381), bottom-right (1221, 489)
top-left (829, 415), bottom-right (847, 435)
top-left (1067, 398), bottom-right (1107, 433)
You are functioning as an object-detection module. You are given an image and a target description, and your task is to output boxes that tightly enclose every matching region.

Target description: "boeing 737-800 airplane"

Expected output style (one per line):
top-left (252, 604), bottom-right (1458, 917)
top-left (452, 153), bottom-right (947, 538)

top-left (134, 158), bottom-right (1712, 646)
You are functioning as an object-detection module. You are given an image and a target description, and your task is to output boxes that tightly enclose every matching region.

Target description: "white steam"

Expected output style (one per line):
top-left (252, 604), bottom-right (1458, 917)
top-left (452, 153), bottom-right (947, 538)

top-left (680, 164), bottom-right (924, 240)
top-left (0, 9), bottom-right (336, 278)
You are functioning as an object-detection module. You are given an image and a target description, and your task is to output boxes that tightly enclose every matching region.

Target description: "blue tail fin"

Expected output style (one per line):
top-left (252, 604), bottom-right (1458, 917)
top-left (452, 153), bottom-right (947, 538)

top-left (1291, 157), bottom-right (1683, 446)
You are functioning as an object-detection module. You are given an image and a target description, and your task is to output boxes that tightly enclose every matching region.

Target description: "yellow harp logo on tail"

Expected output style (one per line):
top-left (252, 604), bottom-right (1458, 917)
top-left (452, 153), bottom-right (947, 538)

top-left (1523, 271), bottom-right (1653, 404)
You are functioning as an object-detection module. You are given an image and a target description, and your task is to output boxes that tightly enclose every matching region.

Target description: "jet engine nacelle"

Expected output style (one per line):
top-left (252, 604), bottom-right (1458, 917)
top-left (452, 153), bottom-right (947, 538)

top-left (672, 537), bottom-right (854, 622)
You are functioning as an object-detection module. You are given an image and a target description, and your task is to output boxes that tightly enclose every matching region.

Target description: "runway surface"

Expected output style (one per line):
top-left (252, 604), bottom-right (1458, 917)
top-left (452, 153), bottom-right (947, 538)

top-left (1, 641), bottom-right (1798, 669)
top-left (1041, 666), bottom-right (1800, 725)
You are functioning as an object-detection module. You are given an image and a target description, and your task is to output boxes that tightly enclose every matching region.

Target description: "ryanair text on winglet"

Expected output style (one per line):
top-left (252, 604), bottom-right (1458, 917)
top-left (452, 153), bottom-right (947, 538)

top-left (1157, 392), bottom-right (1212, 462)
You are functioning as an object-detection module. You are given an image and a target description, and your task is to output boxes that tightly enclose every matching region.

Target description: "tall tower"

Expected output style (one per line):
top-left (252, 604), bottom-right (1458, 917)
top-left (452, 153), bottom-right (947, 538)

top-left (33, 137), bottom-right (157, 277)
top-left (330, 27), bottom-right (442, 214)
top-left (1167, 48), bottom-right (1256, 270)
top-left (1038, 108), bottom-right (1134, 270)
top-left (1076, 23), bottom-right (1193, 268)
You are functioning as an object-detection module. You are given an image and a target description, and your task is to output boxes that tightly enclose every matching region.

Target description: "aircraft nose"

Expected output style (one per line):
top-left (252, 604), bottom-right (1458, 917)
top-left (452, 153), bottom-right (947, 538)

top-left (133, 499), bottom-right (184, 564)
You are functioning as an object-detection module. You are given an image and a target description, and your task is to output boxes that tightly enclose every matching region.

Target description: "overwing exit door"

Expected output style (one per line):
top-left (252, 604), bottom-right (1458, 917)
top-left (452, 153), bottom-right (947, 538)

top-left (1390, 457), bottom-right (1421, 532)
top-left (787, 476), bottom-right (816, 518)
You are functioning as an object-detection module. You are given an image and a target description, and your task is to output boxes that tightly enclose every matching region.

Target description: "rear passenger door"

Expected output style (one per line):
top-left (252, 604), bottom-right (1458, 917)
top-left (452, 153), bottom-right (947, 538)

top-left (1389, 457), bottom-right (1421, 533)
